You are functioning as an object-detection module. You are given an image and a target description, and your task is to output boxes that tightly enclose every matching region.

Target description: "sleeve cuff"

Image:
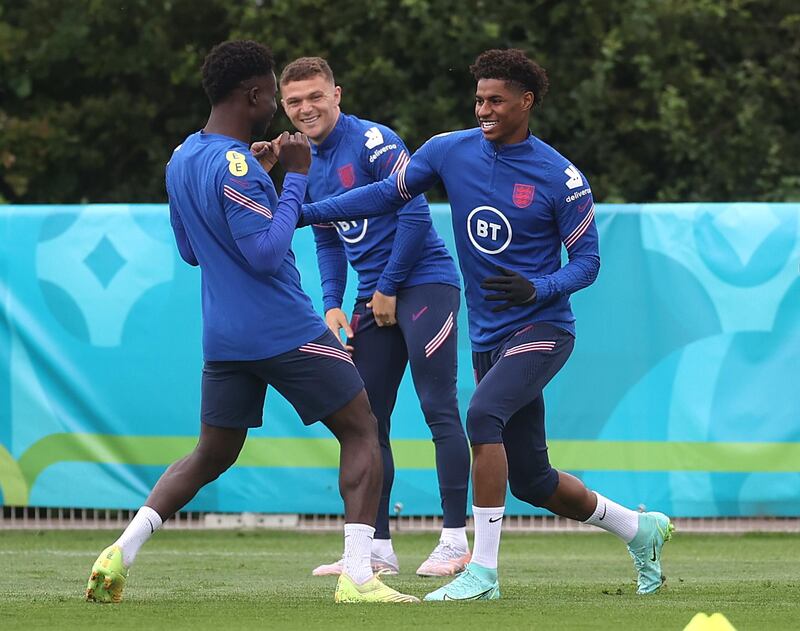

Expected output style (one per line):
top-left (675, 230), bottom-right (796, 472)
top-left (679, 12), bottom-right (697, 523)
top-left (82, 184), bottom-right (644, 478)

top-left (323, 297), bottom-right (343, 312)
top-left (283, 172), bottom-right (308, 185)
top-left (531, 277), bottom-right (550, 303)
top-left (375, 278), bottom-right (398, 297)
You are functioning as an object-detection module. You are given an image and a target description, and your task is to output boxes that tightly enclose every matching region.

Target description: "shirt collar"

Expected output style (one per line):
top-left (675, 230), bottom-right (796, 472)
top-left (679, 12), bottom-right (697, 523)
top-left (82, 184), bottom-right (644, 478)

top-left (480, 130), bottom-right (536, 158)
top-left (312, 112), bottom-right (347, 156)
top-left (198, 130), bottom-right (247, 147)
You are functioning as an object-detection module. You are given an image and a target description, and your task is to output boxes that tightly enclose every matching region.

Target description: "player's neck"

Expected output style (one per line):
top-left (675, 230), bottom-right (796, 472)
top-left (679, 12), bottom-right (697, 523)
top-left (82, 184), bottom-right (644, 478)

top-left (497, 125), bottom-right (530, 147)
top-left (203, 107), bottom-right (252, 144)
top-left (310, 109), bottom-right (341, 146)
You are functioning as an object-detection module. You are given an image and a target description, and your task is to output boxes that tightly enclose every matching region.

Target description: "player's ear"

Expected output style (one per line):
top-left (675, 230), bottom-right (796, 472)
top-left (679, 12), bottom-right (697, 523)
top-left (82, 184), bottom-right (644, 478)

top-left (247, 86), bottom-right (260, 106)
top-left (522, 90), bottom-right (534, 112)
top-left (333, 85), bottom-right (342, 106)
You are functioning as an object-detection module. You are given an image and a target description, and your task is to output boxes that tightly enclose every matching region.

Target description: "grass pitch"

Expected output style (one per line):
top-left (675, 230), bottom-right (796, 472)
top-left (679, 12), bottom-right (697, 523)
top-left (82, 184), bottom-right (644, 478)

top-left (1, 529), bottom-right (798, 630)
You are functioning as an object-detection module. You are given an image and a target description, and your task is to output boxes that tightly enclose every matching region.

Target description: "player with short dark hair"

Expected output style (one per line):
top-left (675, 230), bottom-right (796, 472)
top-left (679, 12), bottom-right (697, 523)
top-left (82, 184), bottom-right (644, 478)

top-left (269, 56), bottom-right (471, 577)
top-left (84, 40), bottom-right (417, 605)
top-left (300, 48), bottom-right (674, 601)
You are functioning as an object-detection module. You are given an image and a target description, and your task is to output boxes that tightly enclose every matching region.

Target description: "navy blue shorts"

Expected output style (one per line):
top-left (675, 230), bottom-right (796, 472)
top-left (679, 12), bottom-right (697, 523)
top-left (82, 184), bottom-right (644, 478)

top-left (468, 322), bottom-right (574, 445)
top-left (200, 330), bottom-right (364, 428)
top-left (467, 323), bottom-right (574, 505)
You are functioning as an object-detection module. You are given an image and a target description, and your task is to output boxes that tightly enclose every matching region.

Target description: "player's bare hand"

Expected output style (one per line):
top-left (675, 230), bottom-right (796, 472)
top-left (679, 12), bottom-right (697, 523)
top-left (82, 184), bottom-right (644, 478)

top-left (367, 290), bottom-right (397, 327)
top-left (325, 308), bottom-right (354, 354)
top-left (277, 131), bottom-right (311, 175)
top-left (250, 134), bottom-right (283, 172)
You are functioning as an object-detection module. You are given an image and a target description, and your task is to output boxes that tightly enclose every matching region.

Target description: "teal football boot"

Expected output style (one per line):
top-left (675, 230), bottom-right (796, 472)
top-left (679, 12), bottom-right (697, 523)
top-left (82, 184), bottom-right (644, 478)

top-left (627, 511), bottom-right (675, 594)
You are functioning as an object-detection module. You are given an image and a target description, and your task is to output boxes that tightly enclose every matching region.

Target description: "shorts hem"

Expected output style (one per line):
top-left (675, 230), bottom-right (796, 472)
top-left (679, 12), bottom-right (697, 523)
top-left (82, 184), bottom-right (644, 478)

top-left (298, 381), bottom-right (364, 425)
top-left (200, 416), bottom-right (263, 430)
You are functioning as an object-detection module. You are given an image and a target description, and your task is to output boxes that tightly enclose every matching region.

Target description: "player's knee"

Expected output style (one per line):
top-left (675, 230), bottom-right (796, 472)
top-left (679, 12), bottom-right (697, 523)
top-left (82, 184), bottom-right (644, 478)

top-left (465, 399), bottom-right (504, 444)
top-left (418, 394), bottom-right (463, 436)
top-left (351, 410), bottom-right (379, 445)
top-left (508, 468), bottom-right (559, 507)
top-left (418, 395), bottom-right (443, 425)
top-left (328, 391), bottom-right (379, 443)
top-left (192, 446), bottom-right (239, 481)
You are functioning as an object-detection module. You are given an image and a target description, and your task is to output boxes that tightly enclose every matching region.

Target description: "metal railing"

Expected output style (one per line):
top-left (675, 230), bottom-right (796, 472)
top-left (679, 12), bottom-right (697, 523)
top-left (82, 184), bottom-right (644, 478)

top-left (2, 506), bottom-right (798, 533)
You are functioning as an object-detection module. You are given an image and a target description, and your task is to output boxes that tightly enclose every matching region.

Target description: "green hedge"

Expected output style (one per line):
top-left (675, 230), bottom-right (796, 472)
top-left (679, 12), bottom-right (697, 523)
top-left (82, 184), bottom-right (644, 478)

top-left (1, 0), bottom-right (798, 203)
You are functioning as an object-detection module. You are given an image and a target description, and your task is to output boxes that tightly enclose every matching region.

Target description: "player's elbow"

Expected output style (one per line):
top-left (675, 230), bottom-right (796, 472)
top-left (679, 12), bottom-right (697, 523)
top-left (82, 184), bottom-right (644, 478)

top-left (580, 254), bottom-right (600, 287)
top-left (587, 254), bottom-right (600, 283)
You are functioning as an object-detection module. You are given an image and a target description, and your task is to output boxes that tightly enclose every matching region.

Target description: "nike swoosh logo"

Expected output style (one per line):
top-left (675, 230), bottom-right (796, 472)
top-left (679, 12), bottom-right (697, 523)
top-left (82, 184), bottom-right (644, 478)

top-left (650, 541), bottom-right (658, 562)
top-left (598, 504), bottom-right (607, 520)
top-left (488, 516), bottom-right (503, 523)
top-left (411, 306), bottom-right (428, 321)
top-left (577, 198), bottom-right (592, 213)
top-left (443, 587), bottom-right (494, 601)
top-left (146, 518), bottom-right (154, 534)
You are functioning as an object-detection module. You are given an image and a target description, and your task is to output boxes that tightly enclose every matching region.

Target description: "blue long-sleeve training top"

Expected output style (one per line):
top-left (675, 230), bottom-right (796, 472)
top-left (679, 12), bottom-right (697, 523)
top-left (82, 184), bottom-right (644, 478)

top-left (166, 130), bottom-right (327, 360)
top-left (302, 128), bottom-right (600, 351)
top-left (307, 113), bottom-right (459, 312)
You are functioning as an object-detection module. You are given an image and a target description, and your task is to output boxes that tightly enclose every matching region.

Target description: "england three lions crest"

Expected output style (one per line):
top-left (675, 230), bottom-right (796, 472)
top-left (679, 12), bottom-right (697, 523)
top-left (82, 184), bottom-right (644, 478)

top-left (338, 163), bottom-right (356, 189)
top-left (512, 183), bottom-right (535, 208)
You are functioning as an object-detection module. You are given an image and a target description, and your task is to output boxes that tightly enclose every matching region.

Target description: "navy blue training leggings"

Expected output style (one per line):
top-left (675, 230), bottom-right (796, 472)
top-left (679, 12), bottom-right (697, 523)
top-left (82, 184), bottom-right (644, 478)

top-left (468, 323), bottom-right (574, 507)
top-left (350, 283), bottom-right (469, 539)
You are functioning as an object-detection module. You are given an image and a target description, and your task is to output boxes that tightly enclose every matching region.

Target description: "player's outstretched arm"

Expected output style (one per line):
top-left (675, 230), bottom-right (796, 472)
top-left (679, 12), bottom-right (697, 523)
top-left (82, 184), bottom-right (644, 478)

top-left (299, 175), bottom-right (403, 227)
top-left (300, 147), bottom-right (439, 226)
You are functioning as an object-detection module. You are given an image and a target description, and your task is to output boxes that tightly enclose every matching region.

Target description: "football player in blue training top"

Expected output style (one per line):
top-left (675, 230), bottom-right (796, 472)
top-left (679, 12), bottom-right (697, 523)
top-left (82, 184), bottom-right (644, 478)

top-left (85, 40), bottom-right (417, 605)
top-left (271, 56), bottom-right (470, 578)
top-left (299, 49), bottom-right (674, 601)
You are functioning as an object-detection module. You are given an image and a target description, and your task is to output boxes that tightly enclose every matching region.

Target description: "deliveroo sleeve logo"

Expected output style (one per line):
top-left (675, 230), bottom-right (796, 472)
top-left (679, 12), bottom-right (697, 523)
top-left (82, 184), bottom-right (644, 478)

top-left (36, 205), bottom-right (174, 347)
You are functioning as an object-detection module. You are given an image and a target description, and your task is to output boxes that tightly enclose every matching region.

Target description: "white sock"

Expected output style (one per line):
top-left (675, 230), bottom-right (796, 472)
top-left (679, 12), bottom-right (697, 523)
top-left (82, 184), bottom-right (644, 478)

top-left (114, 506), bottom-right (162, 567)
top-left (470, 506), bottom-right (504, 569)
top-left (343, 523), bottom-right (374, 584)
top-left (440, 526), bottom-right (468, 552)
top-left (371, 537), bottom-right (394, 558)
top-left (583, 492), bottom-right (639, 543)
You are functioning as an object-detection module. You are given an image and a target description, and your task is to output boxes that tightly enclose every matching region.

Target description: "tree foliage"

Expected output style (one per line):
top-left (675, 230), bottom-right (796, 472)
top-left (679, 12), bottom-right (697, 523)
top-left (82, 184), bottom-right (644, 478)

top-left (1, 0), bottom-right (798, 203)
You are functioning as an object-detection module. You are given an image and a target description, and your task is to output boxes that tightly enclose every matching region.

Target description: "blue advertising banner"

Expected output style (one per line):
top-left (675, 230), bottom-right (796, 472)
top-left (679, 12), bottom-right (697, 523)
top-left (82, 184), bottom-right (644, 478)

top-left (1, 203), bottom-right (798, 516)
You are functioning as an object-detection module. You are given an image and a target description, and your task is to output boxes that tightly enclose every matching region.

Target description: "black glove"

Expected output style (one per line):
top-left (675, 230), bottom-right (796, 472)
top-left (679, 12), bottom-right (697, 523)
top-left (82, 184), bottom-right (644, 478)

top-left (480, 265), bottom-right (536, 312)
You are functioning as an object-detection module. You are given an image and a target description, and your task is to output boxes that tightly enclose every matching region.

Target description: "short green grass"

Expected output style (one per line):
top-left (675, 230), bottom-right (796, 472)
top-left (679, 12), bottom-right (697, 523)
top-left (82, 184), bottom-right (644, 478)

top-left (1, 529), bottom-right (798, 630)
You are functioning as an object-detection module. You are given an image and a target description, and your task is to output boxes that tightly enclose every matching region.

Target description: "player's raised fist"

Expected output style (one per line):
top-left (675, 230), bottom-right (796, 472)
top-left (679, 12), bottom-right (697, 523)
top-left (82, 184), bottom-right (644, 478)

top-left (277, 131), bottom-right (311, 175)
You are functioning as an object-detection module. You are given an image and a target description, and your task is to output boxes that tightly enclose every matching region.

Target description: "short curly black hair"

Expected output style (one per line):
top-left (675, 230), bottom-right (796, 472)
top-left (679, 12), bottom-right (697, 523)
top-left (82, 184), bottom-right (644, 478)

top-left (202, 40), bottom-right (274, 105)
top-left (470, 49), bottom-right (549, 106)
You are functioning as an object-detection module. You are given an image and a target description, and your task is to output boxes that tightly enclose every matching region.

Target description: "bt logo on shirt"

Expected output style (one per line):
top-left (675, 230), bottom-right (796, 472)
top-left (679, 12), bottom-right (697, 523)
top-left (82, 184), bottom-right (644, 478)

top-left (335, 219), bottom-right (369, 244)
top-left (467, 206), bottom-right (512, 254)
